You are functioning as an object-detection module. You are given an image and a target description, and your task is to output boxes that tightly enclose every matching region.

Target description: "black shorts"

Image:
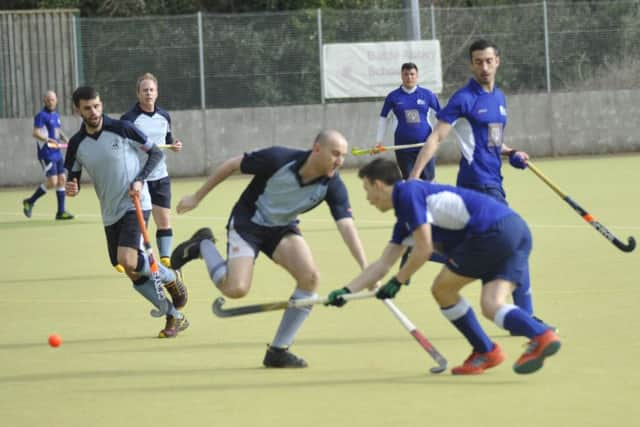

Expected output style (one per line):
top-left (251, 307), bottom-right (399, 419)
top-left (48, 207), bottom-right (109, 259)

top-left (104, 210), bottom-right (149, 266)
top-left (147, 176), bottom-right (171, 209)
top-left (227, 216), bottom-right (301, 259)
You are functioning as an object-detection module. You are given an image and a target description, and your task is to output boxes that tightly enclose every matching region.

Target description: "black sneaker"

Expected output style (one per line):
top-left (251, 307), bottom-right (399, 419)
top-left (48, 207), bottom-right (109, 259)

top-left (22, 199), bottom-right (33, 218)
top-left (170, 228), bottom-right (215, 270)
top-left (263, 346), bottom-right (308, 368)
top-left (55, 211), bottom-right (74, 220)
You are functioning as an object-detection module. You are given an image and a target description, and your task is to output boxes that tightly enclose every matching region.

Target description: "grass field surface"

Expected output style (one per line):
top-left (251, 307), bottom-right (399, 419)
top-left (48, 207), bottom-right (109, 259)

top-left (1, 155), bottom-right (638, 427)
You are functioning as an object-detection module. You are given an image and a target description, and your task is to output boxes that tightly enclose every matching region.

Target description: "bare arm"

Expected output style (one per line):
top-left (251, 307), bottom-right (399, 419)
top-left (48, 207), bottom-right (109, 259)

top-left (335, 217), bottom-right (368, 271)
top-left (176, 155), bottom-right (243, 214)
top-left (395, 224), bottom-right (433, 284)
top-left (32, 127), bottom-right (51, 143)
top-left (408, 121), bottom-right (453, 179)
top-left (58, 128), bottom-right (69, 144)
top-left (344, 242), bottom-right (406, 293)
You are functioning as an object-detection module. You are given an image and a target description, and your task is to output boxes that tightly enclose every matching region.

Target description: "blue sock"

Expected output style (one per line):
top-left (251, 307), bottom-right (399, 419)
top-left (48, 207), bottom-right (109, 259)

top-left (28, 184), bottom-right (47, 204)
top-left (201, 239), bottom-right (227, 287)
top-left (136, 252), bottom-right (176, 283)
top-left (494, 304), bottom-right (547, 338)
top-left (132, 277), bottom-right (171, 314)
top-left (156, 229), bottom-right (173, 259)
top-left (441, 298), bottom-right (493, 353)
top-left (512, 265), bottom-right (533, 315)
top-left (271, 288), bottom-right (315, 348)
top-left (56, 187), bottom-right (65, 213)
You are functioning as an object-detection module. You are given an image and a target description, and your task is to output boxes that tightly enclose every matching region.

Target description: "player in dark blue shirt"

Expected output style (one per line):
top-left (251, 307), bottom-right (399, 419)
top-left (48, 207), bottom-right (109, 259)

top-left (22, 91), bottom-right (74, 220)
top-left (327, 159), bottom-right (561, 375)
top-left (408, 39), bottom-right (547, 326)
top-left (376, 62), bottom-right (440, 181)
top-left (170, 130), bottom-right (369, 368)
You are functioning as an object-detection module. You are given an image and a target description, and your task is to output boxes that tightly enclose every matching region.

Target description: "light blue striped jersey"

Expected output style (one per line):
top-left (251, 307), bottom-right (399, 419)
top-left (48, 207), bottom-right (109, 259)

top-left (120, 104), bottom-right (173, 181)
top-left (65, 115), bottom-right (152, 226)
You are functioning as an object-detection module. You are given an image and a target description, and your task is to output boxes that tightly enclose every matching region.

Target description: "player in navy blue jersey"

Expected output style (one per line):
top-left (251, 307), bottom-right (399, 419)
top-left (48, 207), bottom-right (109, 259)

top-left (327, 159), bottom-right (561, 375)
top-left (64, 86), bottom-right (189, 338)
top-left (408, 39), bottom-right (544, 323)
top-left (376, 62), bottom-right (440, 181)
top-left (170, 130), bottom-right (369, 368)
top-left (22, 91), bottom-right (74, 220)
top-left (121, 73), bottom-right (183, 268)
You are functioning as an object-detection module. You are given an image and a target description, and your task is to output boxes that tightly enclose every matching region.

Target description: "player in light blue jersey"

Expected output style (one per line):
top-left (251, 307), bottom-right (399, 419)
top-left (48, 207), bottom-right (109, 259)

top-left (22, 91), bottom-right (74, 220)
top-left (121, 73), bottom-right (183, 268)
top-left (64, 86), bottom-right (189, 339)
top-left (376, 62), bottom-right (440, 181)
top-left (327, 159), bottom-right (561, 375)
top-left (408, 39), bottom-right (545, 324)
top-left (170, 130), bottom-right (369, 368)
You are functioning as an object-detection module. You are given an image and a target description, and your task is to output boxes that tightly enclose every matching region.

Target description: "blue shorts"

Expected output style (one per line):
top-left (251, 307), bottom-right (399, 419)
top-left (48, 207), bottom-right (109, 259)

top-left (39, 157), bottom-right (65, 177)
top-left (461, 182), bottom-right (507, 205)
top-left (227, 215), bottom-right (301, 259)
top-left (445, 214), bottom-right (531, 285)
top-left (104, 210), bottom-right (150, 266)
top-left (395, 147), bottom-right (435, 181)
top-left (147, 176), bottom-right (171, 209)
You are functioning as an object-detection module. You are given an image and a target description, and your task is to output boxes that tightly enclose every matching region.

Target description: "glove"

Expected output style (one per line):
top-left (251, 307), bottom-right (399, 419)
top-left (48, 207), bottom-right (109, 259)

top-left (508, 151), bottom-right (527, 169)
top-left (325, 287), bottom-right (351, 307)
top-left (376, 277), bottom-right (403, 300)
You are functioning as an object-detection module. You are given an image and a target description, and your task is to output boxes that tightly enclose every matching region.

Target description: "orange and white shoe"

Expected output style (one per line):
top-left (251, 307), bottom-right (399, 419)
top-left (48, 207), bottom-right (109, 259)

top-left (452, 343), bottom-right (506, 375)
top-left (513, 329), bottom-right (561, 374)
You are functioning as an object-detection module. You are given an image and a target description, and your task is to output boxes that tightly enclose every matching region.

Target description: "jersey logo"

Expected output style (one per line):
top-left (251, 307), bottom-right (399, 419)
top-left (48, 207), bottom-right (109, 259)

top-left (404, 109), bottom-right (420, 123)
top-left (487, 123), bottom-right (503, 147)
top-left (417, 99), bottom-right (426, 105)
top-left (477, 108), bottom-right (488, 114)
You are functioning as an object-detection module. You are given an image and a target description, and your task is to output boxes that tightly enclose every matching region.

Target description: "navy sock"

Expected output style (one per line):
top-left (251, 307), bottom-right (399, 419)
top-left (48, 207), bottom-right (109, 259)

top-left (494, 304), bottom-right (547, 338)
top-left (28, 184), bottom-right (47, 204)
top-left (512, 264), bottom-right (533, 315)
top-left (56, 188), bottom-right (65, 213)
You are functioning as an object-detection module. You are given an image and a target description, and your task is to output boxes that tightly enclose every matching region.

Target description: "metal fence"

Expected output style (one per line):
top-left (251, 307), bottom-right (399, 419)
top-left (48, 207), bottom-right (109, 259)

top-left (1, 1), bottom-right (639, 118)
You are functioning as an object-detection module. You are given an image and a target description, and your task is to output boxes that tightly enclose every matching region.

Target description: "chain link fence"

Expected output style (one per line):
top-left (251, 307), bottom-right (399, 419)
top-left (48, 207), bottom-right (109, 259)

top-left (1, 0), bottom-right (639, 118)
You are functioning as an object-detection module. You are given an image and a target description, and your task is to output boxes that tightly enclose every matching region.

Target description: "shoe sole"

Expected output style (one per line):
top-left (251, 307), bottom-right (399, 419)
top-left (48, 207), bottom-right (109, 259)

top-left (513, 340), bottom-right (562, 374)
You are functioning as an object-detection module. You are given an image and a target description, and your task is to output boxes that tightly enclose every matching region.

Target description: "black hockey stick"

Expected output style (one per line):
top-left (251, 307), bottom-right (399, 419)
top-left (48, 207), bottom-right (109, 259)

top-left (528, 161), bottom-right (635, 253)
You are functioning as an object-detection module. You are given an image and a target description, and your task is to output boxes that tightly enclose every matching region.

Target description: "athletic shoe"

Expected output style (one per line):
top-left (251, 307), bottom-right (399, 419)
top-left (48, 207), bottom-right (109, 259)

top-left (165, 269), bottom-right (188, 309)
top-left (263, 346), bottom-right (308, 368)
top-left (22, 199), bottom-right (33, 218)
top-left (160, 257), bottom-right (172, 268)
top-left (513, 329), bottom-right (561, 374)
top-left (55, 211), bottom-right (74, 220)
top-left (451, 343), bottom-right (506, 375)
top-left (170, 227), bottom-right (215, 270)
top-left (158, 314), bottom-right (190, 338)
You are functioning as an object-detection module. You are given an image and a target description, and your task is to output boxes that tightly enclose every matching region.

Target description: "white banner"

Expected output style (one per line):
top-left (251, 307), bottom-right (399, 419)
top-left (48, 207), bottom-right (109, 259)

top-left (322, 40), bottom-right (442, 99)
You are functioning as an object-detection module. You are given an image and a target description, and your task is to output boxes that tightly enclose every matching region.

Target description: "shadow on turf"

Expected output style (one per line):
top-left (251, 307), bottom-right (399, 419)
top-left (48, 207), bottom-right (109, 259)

top-left (8, 273), bottom-right (119, 284)
top-left (0, 219), bottom-right (93, 229)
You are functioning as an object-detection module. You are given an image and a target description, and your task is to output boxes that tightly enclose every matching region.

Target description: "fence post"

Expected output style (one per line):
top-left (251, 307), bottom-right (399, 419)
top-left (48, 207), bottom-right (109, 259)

top-left (197, 11), bottom-right (206, 110)
top-left (430, 3), bottom-right (436, 39)
top-left (72, 14), bottom-right (80, 89)
top-left (317, 8), bottom-right (325, 104)
top-left (543, 0), bottom-right (551, 93)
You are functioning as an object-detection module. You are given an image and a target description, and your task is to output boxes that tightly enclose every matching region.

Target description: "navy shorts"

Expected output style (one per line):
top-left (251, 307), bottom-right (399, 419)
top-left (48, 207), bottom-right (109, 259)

top-left (462, 182), bottom-right (507, 205)
top-left (395, 147), bottom-right (435, 181)
top-left (445, 214), bottom-right (531, 285)
top-left (147, 176), bottom-right (171, 209)
top-left (227, 216), bottom-right (301, 259)
top-left (40, 157), bottom-right (65, 177)
top-left (104, 210), bottom-right (150, 266)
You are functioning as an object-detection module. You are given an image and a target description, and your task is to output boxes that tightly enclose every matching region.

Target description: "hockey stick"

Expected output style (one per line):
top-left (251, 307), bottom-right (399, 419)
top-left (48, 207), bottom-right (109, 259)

top-left (381, 299), bottom-right (448, 374)
top-left (351, 142), bottom-right (425, 156)
top-left (48, 142), bottom-right (174, 149)
top-left (212, 289), bottom-right (378, 318)
top-left (132, 193), bottom-right (168, 317)
top-left (527, 161), bottom-right (635, 252)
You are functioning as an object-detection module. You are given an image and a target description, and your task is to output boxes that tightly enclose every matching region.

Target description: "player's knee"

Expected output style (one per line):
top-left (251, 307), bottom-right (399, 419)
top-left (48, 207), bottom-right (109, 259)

top-left (222, 282), bottom-right (250, 299)
top-left (299, 269), bottom-right (320, 292)
top-left (480, 301), bottom-right (500, 320)
top-left (430, 281), bottom-right (447, 304)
